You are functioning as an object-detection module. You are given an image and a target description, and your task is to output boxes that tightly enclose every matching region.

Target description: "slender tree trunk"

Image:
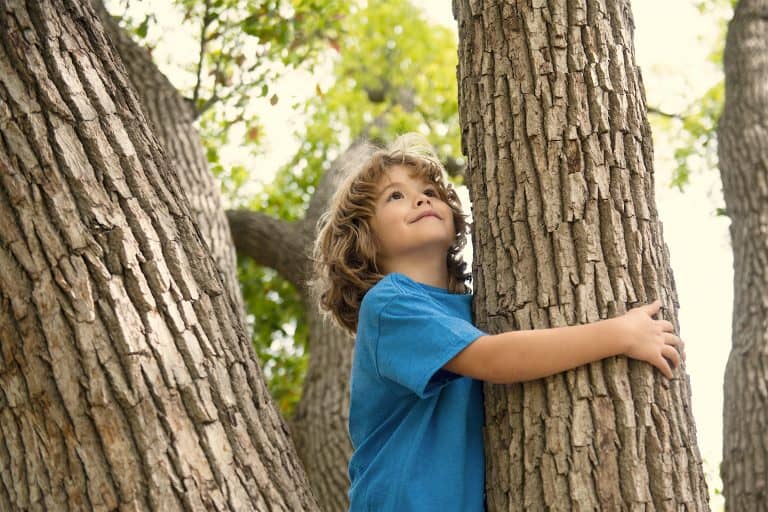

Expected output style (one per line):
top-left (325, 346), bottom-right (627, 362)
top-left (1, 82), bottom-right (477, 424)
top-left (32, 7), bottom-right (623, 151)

top-left (0, 1), bottom-right (317, 509)
top-left (455, 0), bottom-right (710, 509)
top-left (228, 144), bottom-right (367, 512)
top-left (289, 301), bottom-right (353, 512)
top-left (225, 191), bottom-right (356, 512)
top-left (719, 1), bottom-right (768, 510)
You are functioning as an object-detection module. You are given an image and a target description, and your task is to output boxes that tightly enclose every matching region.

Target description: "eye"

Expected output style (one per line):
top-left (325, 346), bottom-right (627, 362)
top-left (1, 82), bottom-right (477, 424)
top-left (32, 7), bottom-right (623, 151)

top-left (387, 190), bottom-right (404, 201)
top-left (424, 188), bottom-right (438, 197)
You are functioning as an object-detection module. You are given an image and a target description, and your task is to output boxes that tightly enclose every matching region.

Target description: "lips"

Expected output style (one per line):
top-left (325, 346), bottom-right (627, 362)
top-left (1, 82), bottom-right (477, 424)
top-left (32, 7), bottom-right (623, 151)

top-left (411, 211), bottom-right (442, 223)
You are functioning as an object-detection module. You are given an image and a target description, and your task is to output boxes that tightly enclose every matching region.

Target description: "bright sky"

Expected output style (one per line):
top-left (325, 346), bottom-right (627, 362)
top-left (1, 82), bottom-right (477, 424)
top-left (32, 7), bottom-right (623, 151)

top-left (121, 1), bottom-right (730, 508)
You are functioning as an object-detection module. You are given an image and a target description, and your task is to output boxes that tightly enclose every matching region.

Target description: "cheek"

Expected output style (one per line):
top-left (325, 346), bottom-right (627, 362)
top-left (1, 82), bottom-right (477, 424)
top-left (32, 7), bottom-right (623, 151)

top-left (444, 208), bottom-right (457, 233)
top-left (370, 214), bottom-right (397, 253)
top-left (369, 221), bottom-right (386, 248)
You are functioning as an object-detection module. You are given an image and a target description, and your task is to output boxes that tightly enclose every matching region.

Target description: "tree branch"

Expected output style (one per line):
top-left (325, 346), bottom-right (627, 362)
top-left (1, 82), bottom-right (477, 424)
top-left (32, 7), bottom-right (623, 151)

top-left (192, 0), bottom-right (213, 108)
top-left (226, 210), bottom-right (310, 289)
top-left (647, 106), bottom-right (684, 120)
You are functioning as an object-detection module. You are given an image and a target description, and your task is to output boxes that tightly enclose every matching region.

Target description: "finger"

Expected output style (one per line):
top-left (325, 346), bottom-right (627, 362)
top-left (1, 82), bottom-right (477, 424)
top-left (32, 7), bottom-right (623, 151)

top-left (642, 299), bottom-right (662, 316)
top-left (667, 335), bottom-right (687, 361)
top-left (664, 333), bottom-right (683, 348)
top-left (654, 356), bottom-right (674, 379)
top-left (658, 319), bottom-right (675, 333)
top-left (662, 344), bottom-right (681, 368)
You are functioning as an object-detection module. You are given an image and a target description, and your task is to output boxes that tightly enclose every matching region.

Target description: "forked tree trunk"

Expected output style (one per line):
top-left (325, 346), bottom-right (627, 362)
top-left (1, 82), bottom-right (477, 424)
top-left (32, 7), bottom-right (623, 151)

top-left (0, 1), bottom-right (316, 509)
top-left (455, 0), bottom-right (710, 509)
top-left (719, 0), bottom-right (768, 509)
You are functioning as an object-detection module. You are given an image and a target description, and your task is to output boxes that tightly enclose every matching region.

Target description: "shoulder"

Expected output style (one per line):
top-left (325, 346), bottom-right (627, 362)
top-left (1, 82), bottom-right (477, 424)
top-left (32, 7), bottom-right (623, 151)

top-left (358, 274), bottom-right (438, 330)
top-left (360, 273), bottom-right (428, 315)
top-left (357, 273), bottom-right (477, 336)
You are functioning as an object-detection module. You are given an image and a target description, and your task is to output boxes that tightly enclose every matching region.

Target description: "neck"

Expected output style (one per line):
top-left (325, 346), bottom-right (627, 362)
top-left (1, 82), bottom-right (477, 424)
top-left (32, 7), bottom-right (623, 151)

top-left (379, 253), bottom-right (451, 290)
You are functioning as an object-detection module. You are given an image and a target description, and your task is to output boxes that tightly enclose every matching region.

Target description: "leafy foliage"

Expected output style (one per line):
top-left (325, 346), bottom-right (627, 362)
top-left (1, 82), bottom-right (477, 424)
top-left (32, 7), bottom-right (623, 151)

top-left (668, 81), bottom-right (724, 191)
top-left (238, 258), bottom-right (309, 413)
top-left (111, 0), bottom-right (348, 160)
top-left (185, 0), bottom-right (351, 208)
top-left (259, 0), bottom-right (465, 219)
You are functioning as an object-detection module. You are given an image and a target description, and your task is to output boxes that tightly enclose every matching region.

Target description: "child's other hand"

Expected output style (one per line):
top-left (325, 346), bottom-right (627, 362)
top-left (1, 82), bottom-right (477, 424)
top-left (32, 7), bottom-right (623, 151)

top-left (617, 300), bottom-right (684, 379)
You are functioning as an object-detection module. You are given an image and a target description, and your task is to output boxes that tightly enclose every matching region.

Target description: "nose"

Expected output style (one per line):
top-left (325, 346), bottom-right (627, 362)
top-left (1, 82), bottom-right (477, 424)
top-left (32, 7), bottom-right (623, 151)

top-left (415, 194), bottom-right (432, 207)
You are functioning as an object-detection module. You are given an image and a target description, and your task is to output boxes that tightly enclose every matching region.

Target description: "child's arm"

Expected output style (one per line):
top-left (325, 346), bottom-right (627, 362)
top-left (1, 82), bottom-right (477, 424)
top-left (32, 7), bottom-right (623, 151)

top-left (443, 300), bottom-right (684, 383)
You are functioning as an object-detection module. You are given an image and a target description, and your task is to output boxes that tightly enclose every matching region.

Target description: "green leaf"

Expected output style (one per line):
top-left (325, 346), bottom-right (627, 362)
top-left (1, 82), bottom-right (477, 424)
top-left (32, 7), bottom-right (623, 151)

top-left (136, 15), bottom-right (150, 38)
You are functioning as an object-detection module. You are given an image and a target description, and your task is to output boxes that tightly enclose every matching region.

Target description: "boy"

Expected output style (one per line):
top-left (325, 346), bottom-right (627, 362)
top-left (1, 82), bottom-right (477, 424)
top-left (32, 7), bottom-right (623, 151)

top-left (312, 133), bottom-right (683, 511)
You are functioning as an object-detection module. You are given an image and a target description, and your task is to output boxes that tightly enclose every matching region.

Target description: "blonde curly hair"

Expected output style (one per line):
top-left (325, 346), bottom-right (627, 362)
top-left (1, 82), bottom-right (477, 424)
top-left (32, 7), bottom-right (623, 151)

top-left (311, 133), bottom-right (471, 335)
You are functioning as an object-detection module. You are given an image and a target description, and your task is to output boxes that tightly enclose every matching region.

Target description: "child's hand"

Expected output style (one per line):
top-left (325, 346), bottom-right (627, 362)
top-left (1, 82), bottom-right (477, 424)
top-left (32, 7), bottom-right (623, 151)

top-left (618, 300), bottom-right (685, 378)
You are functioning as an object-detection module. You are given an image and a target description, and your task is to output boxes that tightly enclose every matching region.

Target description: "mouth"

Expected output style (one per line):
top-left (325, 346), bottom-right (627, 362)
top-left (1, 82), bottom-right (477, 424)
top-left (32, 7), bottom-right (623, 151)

top-left (411, 211), bottom-right (442, 223)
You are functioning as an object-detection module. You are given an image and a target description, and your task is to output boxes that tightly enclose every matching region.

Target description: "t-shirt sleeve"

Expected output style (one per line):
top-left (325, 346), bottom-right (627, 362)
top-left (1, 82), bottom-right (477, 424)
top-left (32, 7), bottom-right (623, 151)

top-left (373, 294), bottom-right (486, 398)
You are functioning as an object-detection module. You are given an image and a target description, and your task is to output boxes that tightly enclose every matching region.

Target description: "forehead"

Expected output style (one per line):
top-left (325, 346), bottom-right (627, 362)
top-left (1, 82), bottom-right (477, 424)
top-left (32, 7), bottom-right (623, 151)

top-left (376, 165), bottom-right (431, 190)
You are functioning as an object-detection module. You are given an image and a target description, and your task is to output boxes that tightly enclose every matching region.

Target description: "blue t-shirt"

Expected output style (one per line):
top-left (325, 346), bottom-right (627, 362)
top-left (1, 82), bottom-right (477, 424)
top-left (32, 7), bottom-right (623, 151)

top-left (347, 272), bottom-right (487, 511)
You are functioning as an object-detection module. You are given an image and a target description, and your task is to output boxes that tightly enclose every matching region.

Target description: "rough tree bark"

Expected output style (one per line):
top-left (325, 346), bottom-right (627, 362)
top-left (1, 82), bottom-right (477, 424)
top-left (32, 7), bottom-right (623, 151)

top-left (92, 1), bottom-right (246, 320)
top-left (719, 0), bottom-right (768, 510)
top-left (0, 1), bottom-right (317, 509)
top-left (455, 0), bottom-right (710, 509)
top-left (91, 4), bottom-right (356, 510)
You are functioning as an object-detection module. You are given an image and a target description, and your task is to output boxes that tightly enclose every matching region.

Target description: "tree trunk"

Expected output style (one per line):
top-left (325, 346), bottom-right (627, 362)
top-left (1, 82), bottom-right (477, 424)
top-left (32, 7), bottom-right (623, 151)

top-left (89, 4), bottom-right (356, 509)
top-left (93, 0), bottom-right (246, 327)
top-left (0, 1), bottom-right (317, 510)
top-left (719, 1), bottom-right (768, 510)
top-left (454, 0), bottom-right (710, 509)
top-left (225, 201), bottom-right (355, 512)
top-left (227, 144), bottom-right (365, 512)
top-left (289, 301), bottom-right (353, 512)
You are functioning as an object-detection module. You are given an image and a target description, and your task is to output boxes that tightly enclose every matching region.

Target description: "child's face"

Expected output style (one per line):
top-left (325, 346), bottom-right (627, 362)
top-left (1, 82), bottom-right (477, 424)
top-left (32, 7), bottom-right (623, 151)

top-left (370, 165), bottom-right (456, 268)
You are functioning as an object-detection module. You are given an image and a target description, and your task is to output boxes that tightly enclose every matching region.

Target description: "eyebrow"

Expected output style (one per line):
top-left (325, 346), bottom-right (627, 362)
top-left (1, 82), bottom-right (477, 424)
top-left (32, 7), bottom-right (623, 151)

top-left (377, 181), bottom-right (434, 198)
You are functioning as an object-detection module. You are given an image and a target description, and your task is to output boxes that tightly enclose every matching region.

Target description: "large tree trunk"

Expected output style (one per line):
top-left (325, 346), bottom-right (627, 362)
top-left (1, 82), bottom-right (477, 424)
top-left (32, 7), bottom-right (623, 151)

top-left (455, 0), bottom-right (710, 509)
top-left (719, 1), bottom-right (768, 509)
top-left (0, 1), bottom-right (317, 510)
top-left (87, 4), bottom-right (355, 509)
top-left (93, 0), bottom-right (246, 329)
